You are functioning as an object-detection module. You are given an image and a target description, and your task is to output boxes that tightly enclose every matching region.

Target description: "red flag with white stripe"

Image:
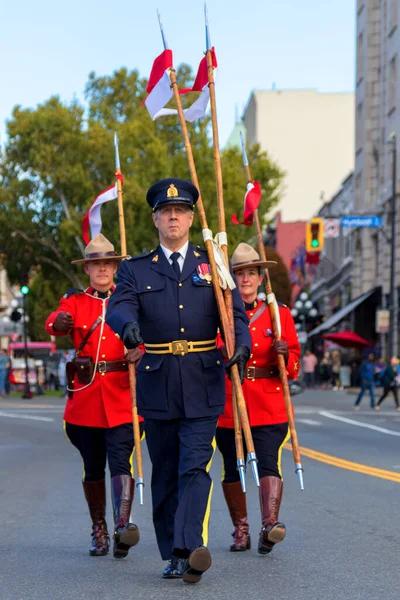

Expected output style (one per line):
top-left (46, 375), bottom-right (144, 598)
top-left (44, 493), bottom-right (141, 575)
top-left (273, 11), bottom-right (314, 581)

top-left (144, 49), bottom-right (174, 120)
top-left (232, 181), bottom-right (262, 226)
top-left (82, 175), bottom-right (122, 244)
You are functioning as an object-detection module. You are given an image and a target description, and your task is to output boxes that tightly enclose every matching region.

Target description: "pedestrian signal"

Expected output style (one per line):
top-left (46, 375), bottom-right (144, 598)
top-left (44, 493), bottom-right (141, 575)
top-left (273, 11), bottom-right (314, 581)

top-left (20, 285), bottom-right (30, 295)
top-left (305, 218), bottom-right (324, 253)
top-left (10, 310), bottom-right (22, 322)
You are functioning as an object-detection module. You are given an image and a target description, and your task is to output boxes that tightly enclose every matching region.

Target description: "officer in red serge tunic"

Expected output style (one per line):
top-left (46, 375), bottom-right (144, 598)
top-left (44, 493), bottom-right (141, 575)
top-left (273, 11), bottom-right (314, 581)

top-left (216, 243), bottom-right (300, 556)
top-left (45, 233), bottom-right (143, 560)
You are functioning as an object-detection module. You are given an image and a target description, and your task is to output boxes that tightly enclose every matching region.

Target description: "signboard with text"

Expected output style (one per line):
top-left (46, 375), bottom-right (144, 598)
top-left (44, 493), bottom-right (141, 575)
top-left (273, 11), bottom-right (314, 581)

top-left (324, 218), bottom-right (340, 238)
top-left (341, 216), bottom-right (382, 228)
top-left (375, 309), bottom-right (390, 334)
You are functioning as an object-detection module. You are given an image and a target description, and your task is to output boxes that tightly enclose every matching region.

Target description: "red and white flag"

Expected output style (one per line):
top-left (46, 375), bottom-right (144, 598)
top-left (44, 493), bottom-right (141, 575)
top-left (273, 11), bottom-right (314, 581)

top-left (232, 180), bottom-right (262, 226)
top-left (82, 176), bottom-right (122, 244)
top-left (144, 49), bottom-right (174, 120)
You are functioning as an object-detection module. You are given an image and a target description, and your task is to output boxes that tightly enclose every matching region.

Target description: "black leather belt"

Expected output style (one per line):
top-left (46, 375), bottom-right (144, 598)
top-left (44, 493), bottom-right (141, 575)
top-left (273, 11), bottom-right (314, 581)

top-left (245, 366), bottom-right (279, 381)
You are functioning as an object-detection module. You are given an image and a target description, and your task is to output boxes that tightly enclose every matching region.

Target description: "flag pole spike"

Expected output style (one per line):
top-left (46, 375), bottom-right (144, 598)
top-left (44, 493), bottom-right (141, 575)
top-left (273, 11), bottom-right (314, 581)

top-left (114, 132), bottom-right (120, 171)
top-left (239, 131), bottom-right (249, 168)
top-left (204, 3), bottom-right (211, 51)
top-left (157, 9), bottom-right (169, 50)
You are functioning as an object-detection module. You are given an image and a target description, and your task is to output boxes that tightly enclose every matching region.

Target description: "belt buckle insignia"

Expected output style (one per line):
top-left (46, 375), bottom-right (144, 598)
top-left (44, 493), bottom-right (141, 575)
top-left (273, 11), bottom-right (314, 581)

top-left (171, 340), bottom-right (188, 356)
top-left (98, 361), bottom-right (107, 374)
top-left (246, 366), bottom-right (256, 381)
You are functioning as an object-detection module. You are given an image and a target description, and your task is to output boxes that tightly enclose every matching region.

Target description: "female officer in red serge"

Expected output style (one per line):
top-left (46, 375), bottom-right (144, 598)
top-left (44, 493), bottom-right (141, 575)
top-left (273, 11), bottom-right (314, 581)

top-left (45, 233), bottom-right (143, 559)
top-left (216, 243), bottom-right (300, 555)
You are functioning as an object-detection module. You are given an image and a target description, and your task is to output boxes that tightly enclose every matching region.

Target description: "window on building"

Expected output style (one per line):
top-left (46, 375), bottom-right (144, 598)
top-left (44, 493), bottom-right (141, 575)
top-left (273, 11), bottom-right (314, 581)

top-left (355, 172), bottom-right (362, 210)
top-left (356, 103), bottom-right (363, 151)
top-left (390, 0), bottom-right (398, 32)
top-left (389, 55), bottom-right (397, 111)
top-left (357, 33), bottom-right (364, 83)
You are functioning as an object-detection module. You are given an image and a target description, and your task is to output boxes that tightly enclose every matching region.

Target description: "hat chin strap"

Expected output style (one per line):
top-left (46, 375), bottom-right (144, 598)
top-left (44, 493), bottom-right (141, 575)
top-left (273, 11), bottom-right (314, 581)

top-left (202, 228), bottom-right (236, 291)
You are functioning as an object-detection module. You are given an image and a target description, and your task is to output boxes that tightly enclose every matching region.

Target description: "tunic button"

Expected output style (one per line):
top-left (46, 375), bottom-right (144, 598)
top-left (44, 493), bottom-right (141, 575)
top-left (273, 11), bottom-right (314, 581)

top-left (253, 360), bottom-right (257, 365)
top-left (49, 323), bottom-right (53, 327)
top-left (101, 354), bottom-right (106, 358)
top-left (145, 366), bottom-right (150, 370)
top-left (147, 286), bottom-right (152, 290)
top-left (276, 387), bottom-right (280, 391)
top-left (101, 373), bottom-right (105, 377)
top-left (179, 305), bottom-right (184, 309)
top-left (180, 328), bottom-right (185, 333)
top-left (179, 283), bottom-right (183, 287)
top-left (250, 354), bottom-right (253, 358)
top-left (102, 336), bottom-right (106, 340)
top-left (115, 333), bottom-right (120, 338)
top-left (255, 343), bottom-right (259, 347)
top-left (252, 327), bottom-right (256, 331)
top-left (250, 313), bottom-right (254, 317)
top-left (83, 325), bottom-right (87, 329)
top-left (217, 360), bottom-right (221, 365)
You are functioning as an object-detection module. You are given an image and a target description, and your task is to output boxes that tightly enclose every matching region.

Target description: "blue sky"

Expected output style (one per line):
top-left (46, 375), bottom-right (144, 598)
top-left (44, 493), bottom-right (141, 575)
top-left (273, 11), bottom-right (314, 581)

top-left (1, 0), bottom-right (355, 146)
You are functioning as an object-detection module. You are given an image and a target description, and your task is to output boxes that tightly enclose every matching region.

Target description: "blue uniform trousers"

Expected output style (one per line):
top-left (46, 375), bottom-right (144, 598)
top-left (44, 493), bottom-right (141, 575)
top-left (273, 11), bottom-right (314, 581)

top-left (145, 416), bottom-right (217, 560)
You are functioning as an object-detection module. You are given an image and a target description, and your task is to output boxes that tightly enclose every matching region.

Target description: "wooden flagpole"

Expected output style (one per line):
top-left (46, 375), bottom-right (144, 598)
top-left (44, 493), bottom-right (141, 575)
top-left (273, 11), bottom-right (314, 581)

top-left (239, 132), bottom-right (304, 489)
top-left (114, 133), bottom-right (145, 503)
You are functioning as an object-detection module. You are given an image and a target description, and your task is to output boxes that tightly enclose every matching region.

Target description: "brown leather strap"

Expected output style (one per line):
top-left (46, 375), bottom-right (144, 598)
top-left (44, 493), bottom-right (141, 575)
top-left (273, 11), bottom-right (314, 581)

top-left (96, 360), bottom-right (128, 374)
top-left (245, 366), bottom-right (279, 380)
top-left (249, 302), bottom-right (267, 325)
top-left (76, 317), bottom-right (102, 355)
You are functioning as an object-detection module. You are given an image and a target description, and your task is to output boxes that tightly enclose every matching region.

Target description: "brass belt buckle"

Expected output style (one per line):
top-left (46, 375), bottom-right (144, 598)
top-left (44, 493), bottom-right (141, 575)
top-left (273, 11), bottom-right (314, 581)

top-left (98, 361), bottom-right (107, 373)
top-left (171, 340), bottom-right (188, 356)
top-left (246, 366), bottom-right (256, 381)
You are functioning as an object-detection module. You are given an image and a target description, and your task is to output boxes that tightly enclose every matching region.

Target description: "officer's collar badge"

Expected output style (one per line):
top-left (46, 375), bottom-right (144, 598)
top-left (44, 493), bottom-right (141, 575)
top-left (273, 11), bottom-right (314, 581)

top-left (193, 250), bottom-right (201, 257)
top-left (152, 254), bottom-right (159, 263)
top-left (167, 184), bottom-right (179, 198)
top-left (196, 263), bottom-right (212, 282)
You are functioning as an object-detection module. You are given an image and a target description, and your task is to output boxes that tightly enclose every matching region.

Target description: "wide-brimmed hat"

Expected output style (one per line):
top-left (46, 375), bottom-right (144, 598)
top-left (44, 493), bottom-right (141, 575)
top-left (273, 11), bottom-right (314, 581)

top-left (146, 177), bottom-right (199, 212)
top-left (231, 243), bottom-right (277, 271)
top-left (71, 233), bottom-right (127, 264)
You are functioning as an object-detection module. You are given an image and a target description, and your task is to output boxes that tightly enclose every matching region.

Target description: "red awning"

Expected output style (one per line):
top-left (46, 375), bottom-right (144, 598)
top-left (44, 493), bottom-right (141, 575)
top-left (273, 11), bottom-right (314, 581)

top-left (321, 330), bottom-right (370, 348)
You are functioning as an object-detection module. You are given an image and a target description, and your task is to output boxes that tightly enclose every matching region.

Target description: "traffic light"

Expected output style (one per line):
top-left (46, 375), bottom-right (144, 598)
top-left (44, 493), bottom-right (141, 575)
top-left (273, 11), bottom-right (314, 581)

top-left (305, 218), bottom-right (324, 253)
top-left (20, 284), bottom-right (30, 295)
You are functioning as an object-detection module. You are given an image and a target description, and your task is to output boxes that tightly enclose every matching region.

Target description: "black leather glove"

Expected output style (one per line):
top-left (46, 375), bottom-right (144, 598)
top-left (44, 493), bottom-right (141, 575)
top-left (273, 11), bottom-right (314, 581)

top-left (273, 340), bottom-right (288, 363)
top-left (122, 322), bottom-right (144, 349)
top-left (53, 312), bottom-right (74, 332)
top-left (224, 344), bottom-right (251, 384)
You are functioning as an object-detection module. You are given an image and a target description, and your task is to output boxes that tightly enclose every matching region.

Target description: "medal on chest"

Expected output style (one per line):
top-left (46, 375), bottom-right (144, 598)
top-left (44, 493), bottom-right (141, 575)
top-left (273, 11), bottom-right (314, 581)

top-left (196, 263), bottom-right (212, 282)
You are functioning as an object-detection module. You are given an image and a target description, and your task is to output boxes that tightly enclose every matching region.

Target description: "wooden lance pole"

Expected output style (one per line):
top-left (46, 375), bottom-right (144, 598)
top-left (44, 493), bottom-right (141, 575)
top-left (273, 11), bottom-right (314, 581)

top-left (114, 133), bottom-right (145, 504)
top-left (239, 131), bottom-right (304, 490)
top-left (156, 12), bottom-right (259, 487)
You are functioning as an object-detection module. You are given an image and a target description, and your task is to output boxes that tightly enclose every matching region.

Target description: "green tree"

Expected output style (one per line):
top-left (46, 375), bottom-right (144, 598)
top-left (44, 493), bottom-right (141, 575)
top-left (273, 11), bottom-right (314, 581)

top-left (0, 65), bottom-right (285, 342)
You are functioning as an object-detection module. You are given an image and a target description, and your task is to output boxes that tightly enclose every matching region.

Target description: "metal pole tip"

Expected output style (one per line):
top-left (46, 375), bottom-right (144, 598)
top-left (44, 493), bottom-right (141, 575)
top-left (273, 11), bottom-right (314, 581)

top-left (295, 464), bottom-right (304, 490)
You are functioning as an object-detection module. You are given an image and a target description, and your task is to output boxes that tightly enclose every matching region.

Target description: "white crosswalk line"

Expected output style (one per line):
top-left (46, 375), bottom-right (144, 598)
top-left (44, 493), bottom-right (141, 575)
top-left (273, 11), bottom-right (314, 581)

top-left (319, 411), bottom-right (400, 436)
top-left (297, 418), bottom-right (322, 426)
top-left (0, 411), bottom-right (54, 422)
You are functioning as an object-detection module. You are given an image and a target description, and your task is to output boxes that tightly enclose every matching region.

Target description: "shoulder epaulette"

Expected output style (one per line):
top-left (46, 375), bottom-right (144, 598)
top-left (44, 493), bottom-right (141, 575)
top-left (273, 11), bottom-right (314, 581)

top-left (63, 288), bottom-right (83, 299)
top-left (127, 250), bottom-right (155, 261)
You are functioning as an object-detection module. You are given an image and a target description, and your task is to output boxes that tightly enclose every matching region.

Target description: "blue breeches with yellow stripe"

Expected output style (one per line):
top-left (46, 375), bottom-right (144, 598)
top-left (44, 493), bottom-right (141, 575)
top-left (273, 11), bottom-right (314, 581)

top-left (145, 416), bottom-right (217, 560)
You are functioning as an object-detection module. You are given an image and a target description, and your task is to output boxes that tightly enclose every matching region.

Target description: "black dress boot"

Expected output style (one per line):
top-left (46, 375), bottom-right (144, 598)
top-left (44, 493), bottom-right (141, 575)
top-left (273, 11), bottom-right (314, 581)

top-left (82, 480), bottom-right (110, 556)
top-left (111, 474), bottom-right (140, 559)
top-left (258, 476), bottom-right (286, 555)
top-left (162, 556), bottom-right (185, 579)
top-left (182, 546), bottom-right (212, 584)
top-left (222, 481), bottom-right (251, 552)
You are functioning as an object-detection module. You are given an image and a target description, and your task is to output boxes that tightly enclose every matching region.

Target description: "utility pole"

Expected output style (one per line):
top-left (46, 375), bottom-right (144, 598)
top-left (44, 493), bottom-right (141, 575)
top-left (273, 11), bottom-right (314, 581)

top-left (20, 284), bottom-right (31, 399)
top-left (388, 133), bottom-right (397, 358)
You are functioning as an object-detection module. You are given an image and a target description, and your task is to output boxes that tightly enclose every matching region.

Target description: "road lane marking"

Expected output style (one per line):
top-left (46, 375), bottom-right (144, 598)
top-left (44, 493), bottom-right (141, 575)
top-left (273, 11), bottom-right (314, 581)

top-left (0, 411), bottom-right (54, 422)
top-left (285, 444), bottom-right (400, 483)
top-left (297, 419), bottom-right (322, 426)
top-left (319, 411), bottom-right (400, 436)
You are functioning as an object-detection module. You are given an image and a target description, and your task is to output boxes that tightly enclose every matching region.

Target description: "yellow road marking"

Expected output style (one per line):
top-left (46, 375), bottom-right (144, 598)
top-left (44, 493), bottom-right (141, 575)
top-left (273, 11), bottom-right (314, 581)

top-left (285, 444), bottom-right (400, 483)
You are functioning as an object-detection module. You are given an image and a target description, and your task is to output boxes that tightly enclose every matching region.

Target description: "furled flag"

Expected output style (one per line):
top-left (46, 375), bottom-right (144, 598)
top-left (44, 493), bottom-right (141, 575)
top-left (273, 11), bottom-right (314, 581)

top-left (82, 175), bottom-right (122, 244)
top-left (144, 49), bottom-right (174, 120)
top-left (232, 180), bottom-right (262, 226)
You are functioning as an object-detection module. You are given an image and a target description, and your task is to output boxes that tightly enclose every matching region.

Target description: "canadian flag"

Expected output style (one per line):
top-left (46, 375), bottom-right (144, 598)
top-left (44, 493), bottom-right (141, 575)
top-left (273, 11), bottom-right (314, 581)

top-left (144, 49), bottom-right (174, 120)
top-left (232, 181), bottom-right (262, 226)
top-left (82, 175), bottom-right (122, 244)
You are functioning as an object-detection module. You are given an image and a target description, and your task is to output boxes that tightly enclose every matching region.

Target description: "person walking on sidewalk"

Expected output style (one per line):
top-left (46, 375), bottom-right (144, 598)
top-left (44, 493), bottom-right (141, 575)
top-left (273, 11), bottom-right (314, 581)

top-left (302, 349), bottom-right (318, 388)
top-left (354, 353), bottom-right (377, 410)
top-left (375, 356), bottom-right (400, 411)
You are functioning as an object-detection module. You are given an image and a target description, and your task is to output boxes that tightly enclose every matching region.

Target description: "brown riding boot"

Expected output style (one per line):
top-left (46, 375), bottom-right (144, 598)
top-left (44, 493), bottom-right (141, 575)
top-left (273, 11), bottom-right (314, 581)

top-left (222, 481), bottom-right (251, 552)
top-left (258, 476), bottom-right (286, 555)
top-left (111, 474), bottom-right (140, 559)
top-left (82, 480), bottom-right (110, 556)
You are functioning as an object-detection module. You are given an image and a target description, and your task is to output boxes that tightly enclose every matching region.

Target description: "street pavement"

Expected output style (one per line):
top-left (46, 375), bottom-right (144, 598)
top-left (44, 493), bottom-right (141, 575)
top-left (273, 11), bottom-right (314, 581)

top-left (1, 388), bottom-right (400, 600)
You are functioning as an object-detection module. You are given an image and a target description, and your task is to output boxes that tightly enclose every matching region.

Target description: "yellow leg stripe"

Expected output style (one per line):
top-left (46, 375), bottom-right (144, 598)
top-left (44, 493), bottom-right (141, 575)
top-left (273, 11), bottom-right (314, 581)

top-left (277, 426), bottom-right (291, 480)
top-left (201, 436), bottom-right (217, 546)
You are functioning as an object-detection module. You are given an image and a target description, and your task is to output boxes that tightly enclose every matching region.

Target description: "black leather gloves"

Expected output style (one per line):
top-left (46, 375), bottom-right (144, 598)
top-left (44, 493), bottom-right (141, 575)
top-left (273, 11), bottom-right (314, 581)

top-left (273, 340), bottom-right (288, 363)
top-left (122, 322), bottom-right (144, 349)
top-left (225, 344), bottom-right (251, 384)
top-left (53, 312), bottom-right (74, 332)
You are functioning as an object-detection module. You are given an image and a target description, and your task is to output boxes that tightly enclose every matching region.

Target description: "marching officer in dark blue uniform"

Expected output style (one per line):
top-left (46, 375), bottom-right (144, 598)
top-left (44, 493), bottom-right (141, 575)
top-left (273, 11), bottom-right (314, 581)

top-left (106, 178), bottom-right (251, 584)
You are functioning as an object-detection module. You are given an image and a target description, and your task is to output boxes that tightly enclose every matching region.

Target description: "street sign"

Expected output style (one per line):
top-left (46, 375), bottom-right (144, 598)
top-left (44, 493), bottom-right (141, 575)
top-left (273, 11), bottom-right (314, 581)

top-left (375, 309), bottom-right (390, 334)
top-left (341, 216), bottom-right (382, 228)
top-left (298, 331), bottom-right (308, 344)
top-left (324, 218), bottom-right (340, 238)
top-left (0, 323), bottom-right (23, 337)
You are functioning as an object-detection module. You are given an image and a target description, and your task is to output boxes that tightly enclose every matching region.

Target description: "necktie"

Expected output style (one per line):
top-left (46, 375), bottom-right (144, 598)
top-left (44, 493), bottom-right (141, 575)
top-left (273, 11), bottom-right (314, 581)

top-left (170, 252), bottom-right (181, 278)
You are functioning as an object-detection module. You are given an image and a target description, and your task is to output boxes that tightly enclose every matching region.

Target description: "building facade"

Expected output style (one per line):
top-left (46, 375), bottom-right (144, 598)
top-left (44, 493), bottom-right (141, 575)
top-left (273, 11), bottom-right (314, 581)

top-left (242, 89), bottom-right (355, 222)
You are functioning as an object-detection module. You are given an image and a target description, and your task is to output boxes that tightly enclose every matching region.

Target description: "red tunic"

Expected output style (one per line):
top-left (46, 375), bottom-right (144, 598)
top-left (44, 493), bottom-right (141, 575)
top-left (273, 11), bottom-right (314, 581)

top-left (45, 287), bottom-right (142, 428)
top-left (218, 301), bottom-right (300, 428)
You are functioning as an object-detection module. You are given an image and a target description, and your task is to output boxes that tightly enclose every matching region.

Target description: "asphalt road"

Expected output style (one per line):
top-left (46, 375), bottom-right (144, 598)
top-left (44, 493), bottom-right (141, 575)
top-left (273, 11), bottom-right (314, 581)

top-left (1, 388), bottom-right (400, 600)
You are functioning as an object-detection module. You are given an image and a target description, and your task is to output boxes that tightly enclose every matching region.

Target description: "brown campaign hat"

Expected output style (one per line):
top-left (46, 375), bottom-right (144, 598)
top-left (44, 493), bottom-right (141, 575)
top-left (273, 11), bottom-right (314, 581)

top-left (71, 233), bottom-right (127, 264)
top-left (231, 243), bottom-right (277, 271)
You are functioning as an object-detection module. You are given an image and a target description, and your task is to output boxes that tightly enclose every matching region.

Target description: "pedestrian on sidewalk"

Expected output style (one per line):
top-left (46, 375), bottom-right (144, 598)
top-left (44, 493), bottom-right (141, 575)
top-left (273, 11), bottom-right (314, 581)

top-left (319, 351), bottom-right (332, 389)
top-left (45, 234), bottom-right (143, 560)
top-left (0, 348), bottom-right (8, 398)
top-left (375, 356), bottom-right (400, 411)
top-left (302, 349), bottom-right (318, 388)
top-left (354, 353), bottom-right (377, 409)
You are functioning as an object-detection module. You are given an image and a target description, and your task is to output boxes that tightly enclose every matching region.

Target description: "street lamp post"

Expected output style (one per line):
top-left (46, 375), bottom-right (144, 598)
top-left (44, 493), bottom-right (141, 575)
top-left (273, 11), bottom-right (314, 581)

top-left (388, 133), bottom-right (397, 358)
top-left (291, 292), bottom-right (318, 353)
top-left (20, 286), bottom-right (31, 399)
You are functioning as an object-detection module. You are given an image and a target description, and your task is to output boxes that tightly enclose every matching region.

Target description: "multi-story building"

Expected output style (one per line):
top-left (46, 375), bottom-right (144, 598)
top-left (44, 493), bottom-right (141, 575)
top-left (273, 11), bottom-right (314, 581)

top-left (242, 89), bottom-right (355, 221)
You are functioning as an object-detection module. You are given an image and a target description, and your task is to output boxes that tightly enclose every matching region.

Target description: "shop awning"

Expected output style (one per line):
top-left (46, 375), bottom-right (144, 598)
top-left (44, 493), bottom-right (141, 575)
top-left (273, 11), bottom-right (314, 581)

top-left (321, 331), bottom-right (370, 348)
top-left (308, 288), bottom-right (377, 337)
